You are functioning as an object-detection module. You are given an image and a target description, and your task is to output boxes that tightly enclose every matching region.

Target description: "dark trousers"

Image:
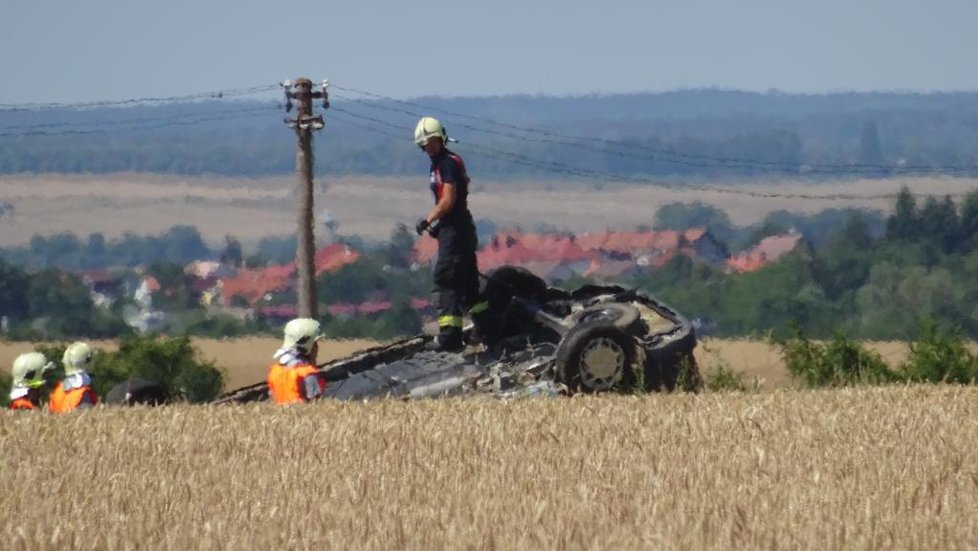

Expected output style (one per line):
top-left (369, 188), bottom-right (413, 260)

top-left (433, 226), bottom-right (481, 345)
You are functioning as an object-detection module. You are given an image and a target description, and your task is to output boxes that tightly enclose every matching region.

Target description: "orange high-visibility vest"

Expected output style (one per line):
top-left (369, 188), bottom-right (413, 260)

top-left (10, 397), bottom-right (38, 411)
top-left (267, 362), bottom-right (324, 404)
top-left (48, 382), bottom-right (98, 413)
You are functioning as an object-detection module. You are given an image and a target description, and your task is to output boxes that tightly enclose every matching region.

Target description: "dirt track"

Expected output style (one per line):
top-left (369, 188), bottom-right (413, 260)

top-left (2, 173), bottom-right (976, 247)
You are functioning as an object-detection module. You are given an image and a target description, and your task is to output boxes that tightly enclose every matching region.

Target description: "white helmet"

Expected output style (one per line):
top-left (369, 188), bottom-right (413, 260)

top-left (62, 342), bottom-right (94, 376)
top-left (282, 318), bottom-right (323, 354)
top-left (414, 116), bottom-right (448, 147)
top-left (12, 352), bottom-right (54, 389)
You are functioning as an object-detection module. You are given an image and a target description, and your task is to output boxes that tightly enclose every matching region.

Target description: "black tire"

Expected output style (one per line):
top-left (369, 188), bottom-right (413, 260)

top-left (571, 303), bottom-right (645, 336)
top-left (644, 328), bottom-right (701, 391)
top-left (483, 266), bottom-right (548, 311)
top-left (481, 266), bottom-right (550, 343)
top-left (105, 377), bottom-right (170, 406)
top-left (555, 322), bottom-right (640, 393)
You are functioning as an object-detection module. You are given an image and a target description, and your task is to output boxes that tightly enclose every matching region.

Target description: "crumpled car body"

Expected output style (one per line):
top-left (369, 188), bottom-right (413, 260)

top-left (215, 266), bottom-right (699, 404)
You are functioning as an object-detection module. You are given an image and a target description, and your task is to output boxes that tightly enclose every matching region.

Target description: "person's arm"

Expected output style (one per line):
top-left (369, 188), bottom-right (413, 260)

top-left (425, 182), bottom-right (456, 225)
top-left (299, 372), bottom-right (326, 401)
top-left (76, 389), bottom-right (98, 409)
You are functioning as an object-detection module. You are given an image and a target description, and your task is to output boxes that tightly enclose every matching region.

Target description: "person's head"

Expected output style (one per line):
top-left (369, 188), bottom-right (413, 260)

top-left (62, 342), bottom-right (94, 377)
top-left (282, 318), bottom-right (323, 360)
top-left (11, 352), bottom-right (54, 390)
top-left (414, 117), bottom-right (448, 157)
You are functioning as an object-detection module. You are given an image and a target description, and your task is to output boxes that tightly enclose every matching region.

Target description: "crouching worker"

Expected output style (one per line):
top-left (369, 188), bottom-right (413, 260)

top-left (268, 318), bottom-right (327, 404)
top-left (50, 342), bottom-right (99, 413)
top-left (9, 352), bottom-right (55, 411)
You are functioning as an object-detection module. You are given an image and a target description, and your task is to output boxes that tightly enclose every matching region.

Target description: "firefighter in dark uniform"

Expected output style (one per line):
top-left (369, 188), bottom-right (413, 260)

top-left (414, 116), bottom-right (488, 351)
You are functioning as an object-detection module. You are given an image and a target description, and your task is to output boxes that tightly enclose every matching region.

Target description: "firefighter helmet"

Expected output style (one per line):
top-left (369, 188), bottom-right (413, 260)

top-left (62, 342), bottom-right (94, 376)
top-left (282, 318), bottom-right (323, 354)
top-left (414, 116), bottom-right (448, 147)
top-left (11, 352), bottom-right (54, 389)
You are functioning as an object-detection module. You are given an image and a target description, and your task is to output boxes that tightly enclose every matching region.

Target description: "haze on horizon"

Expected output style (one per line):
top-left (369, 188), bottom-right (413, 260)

top-left (2, 0), bottom-right (977, 106)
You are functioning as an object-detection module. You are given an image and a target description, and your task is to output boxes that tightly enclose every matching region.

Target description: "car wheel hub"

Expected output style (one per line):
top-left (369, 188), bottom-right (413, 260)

top-left (579, 337), bottom-right (625, 390)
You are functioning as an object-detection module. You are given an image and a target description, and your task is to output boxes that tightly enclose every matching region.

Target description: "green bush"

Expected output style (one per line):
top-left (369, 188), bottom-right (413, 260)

top-left (35, 336), bottom-right (225, 403)
top-left (180, 312), bottom-right (270, 339)
top-left (704, 364), bottom-right (749, 392)
top-left (674, 355), bottom-right (703, 392)
top-left (321, 302), bottom-right (423, 341)
top-left (0, 370), bottom-right (10, 407)
top-left (900, 320), bottom-right (978, 384)
top-left (774, 328), bottom-right (895, 387)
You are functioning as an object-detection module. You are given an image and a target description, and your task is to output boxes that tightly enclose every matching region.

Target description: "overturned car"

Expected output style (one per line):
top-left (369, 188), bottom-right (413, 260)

top-left (215, 266), bottom-right (699, 404)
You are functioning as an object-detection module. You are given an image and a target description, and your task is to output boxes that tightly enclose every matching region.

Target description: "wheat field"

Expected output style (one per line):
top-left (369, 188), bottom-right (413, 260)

top-left (2, 386), bottom-right (977, 550)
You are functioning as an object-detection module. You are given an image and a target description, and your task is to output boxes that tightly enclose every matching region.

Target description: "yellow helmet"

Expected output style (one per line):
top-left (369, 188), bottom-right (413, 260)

top-left (414, 116), bottom-right (448, 147)
top-left (62, 342), bottom-right (94, 376)
top-left (282, 318), bottom-right (323, 354)
top-left (12, 352), bottom-right (54, 389)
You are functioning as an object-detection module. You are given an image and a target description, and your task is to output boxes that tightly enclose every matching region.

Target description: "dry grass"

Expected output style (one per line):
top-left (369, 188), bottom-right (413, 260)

top-left (0, 337), bottom-right (923, 392)
top-left (694, 338), bottom-right (916, 390)
top-left (3, 386), bottom-right (978, 550)
top-left (0, 338), bottom-right (382, 391)
top-left (2, 173), bottom-right (977, 247)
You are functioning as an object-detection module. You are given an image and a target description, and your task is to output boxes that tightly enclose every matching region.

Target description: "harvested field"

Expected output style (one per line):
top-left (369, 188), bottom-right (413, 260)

top-left (1, 173), bottom-right (976, 247)
top-left (0, 338), bottom-right (383, 391)
top-left (0, 337), bottom-right (918, 391)
top-left (3, 386), bottom-right (978, 549)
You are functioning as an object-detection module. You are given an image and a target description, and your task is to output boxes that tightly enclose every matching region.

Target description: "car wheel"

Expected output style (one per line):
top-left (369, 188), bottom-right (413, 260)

top-left (556, 321), bottom-right (640, 393)
top-left (483, 266), bottom-right (548, 310)
top-left (572, 303), bottom-right (645, 335)
top-left (105, 377), bottom-right (170, 406)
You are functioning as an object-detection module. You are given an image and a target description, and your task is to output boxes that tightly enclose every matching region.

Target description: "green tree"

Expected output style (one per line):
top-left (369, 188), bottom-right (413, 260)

top-left (220, 235), bottom-right (244, 268)
top-left (160, 225), bottom-right (211, 263)
top-left (653, 201), bottom-right (735, 239)
top-left (26, 269), bottom-right (98, 338)
top-left (959, 190), bottom-right (978, 252)
top-left (918, 195), bottom-right (960, 253)
top-left (147, 263), bottom-right (194, 310)
top-left (0, 260), bottom-right (29, 324)
top-left (815, 214), bottom-right (875, 301)
top-left (886, 187), bottom-right (920, 241)
top-left (386, 224), bottom-right (416, 269)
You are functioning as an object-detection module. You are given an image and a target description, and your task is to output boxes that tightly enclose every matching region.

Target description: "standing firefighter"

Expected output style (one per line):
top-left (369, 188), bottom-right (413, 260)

top-left (268, 318), bottom-right (327, 404)
top-left (8, 352), bottom-right (54, 411)
top-left (414, 116), bottom-right (488, 352)
top-left (49, 342), bottom-right (99, 413)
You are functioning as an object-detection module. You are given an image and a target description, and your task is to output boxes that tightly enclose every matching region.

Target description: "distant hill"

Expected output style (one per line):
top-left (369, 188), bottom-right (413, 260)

top-left (3, 90), bottom-right (978, 179)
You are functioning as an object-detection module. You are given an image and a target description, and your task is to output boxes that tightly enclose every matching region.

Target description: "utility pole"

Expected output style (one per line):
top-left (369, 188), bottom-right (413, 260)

top-left (282, 77), bottom-right (329, 319)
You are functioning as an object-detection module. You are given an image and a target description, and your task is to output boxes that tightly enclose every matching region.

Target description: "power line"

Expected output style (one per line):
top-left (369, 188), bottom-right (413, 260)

top-left (0, 107), bottom-right (277, 137)
top-left (328, 107), bottom-right (972, 201)
top-left (330, 85), bottom-right (978, 176)
top-left (2, 81), bottom-right (976, 197)
top-left (0, 84), bottom-right (279, 112)
top-left (0, 105), bottom-right (276, 133)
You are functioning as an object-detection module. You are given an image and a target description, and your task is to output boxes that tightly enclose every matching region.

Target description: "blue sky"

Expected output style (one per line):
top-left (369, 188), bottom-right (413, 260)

top-left (2, 0), bottom-right (977, 104)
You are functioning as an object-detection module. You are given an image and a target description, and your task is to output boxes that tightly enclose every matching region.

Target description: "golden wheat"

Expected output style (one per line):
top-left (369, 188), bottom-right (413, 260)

top-left (2, 386), bottom-right (977, 550)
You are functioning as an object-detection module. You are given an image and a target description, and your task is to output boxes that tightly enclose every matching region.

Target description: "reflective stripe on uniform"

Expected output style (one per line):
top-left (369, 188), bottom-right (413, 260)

top-left (438, 315), bottom-right (464, 328)
top-left (468, 301), bottom-right (489, 314)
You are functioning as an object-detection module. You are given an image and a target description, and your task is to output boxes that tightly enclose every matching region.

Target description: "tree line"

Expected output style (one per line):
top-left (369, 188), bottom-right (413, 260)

top-left (2, 188), bottom-right (978, 341)
top-left (633, 188), bottom-right (978, 339)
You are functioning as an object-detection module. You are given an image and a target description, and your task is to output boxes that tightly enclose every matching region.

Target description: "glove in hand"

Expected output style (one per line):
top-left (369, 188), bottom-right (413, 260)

top-left (415, 218), bottom-right (430, 236)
